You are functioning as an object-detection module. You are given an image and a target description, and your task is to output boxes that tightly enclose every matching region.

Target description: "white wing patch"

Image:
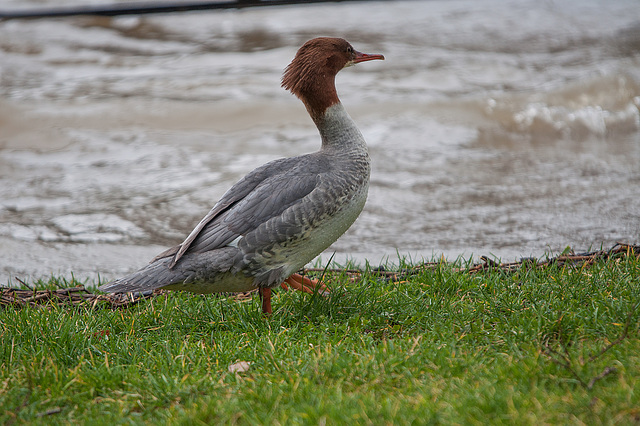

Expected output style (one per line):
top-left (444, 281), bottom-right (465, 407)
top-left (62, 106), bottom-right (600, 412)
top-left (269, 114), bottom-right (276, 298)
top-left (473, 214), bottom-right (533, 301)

top-left (227, 235), bottom-right (243, 248)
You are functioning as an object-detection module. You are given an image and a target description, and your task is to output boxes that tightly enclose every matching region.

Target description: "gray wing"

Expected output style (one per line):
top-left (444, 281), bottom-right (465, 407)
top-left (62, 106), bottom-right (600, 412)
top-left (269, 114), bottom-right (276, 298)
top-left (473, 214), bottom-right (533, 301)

top-left (166, 155), bottom-right (324, 267)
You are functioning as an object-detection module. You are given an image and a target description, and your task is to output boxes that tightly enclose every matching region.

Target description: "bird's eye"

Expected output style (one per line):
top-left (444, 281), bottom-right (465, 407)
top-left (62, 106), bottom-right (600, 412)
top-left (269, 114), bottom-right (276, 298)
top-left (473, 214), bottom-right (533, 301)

top-left (346, 46), bottom-right (353, 54)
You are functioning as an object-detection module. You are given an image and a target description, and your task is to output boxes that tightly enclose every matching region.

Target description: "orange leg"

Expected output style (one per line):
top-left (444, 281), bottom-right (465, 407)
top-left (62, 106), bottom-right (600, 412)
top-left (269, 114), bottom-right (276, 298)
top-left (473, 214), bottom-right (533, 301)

top-left (280, 273), bottom-right (330, 295)
top-left (260, 274), bottom-right (328, 314)
top-left (260, 287), bottom-right (272, 314)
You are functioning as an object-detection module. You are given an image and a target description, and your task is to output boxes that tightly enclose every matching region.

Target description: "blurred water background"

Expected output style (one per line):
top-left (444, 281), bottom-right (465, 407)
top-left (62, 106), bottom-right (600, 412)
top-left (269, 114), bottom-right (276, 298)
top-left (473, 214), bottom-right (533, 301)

top-left (1, 0), bottom-right (639, 284)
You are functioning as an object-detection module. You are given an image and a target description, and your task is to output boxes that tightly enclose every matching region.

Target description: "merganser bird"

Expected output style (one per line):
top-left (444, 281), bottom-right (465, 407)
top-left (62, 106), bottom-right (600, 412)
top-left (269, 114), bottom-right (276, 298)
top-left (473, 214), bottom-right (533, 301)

top-left (99, 37), bottom-right (384, 314)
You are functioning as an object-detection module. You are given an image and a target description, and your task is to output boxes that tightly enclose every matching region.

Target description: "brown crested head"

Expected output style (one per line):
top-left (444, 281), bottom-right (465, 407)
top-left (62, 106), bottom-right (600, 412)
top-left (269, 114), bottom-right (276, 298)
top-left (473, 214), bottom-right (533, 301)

top-left (282, 37), bottom-right (384, 122)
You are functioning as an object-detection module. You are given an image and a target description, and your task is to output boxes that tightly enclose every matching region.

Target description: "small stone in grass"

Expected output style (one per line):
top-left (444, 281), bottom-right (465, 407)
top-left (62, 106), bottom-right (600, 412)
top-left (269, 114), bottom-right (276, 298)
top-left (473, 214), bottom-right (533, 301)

top-left (228, 361), bottom-right (252, 373)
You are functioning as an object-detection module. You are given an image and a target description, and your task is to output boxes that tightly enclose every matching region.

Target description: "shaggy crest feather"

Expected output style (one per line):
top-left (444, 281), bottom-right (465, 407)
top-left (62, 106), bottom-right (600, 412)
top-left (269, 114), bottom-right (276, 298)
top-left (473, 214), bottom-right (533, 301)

top-left (281, 37), bottom-right (356, 121)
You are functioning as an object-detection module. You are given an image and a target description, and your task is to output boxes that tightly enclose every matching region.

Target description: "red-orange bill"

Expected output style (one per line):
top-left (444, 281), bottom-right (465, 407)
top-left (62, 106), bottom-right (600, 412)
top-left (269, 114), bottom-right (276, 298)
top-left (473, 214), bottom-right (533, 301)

top-left (354, 51), bottom-right (385, 63)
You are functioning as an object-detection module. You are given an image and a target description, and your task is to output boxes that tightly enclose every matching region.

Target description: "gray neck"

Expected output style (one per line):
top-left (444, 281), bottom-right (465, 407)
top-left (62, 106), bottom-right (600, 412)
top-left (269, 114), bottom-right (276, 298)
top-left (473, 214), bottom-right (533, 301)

top-left (316, 103), bottom-right (367, 152)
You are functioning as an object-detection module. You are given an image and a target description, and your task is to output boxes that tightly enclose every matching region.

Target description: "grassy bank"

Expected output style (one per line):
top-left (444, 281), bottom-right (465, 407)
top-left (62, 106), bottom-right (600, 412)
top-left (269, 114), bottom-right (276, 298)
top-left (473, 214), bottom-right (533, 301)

top-left (1, 251), bottom-right (639, 424)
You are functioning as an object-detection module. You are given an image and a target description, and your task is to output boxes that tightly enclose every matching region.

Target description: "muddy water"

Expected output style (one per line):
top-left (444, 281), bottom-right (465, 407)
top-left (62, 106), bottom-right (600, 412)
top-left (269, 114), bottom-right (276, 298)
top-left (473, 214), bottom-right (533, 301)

top-left (1, 0), bottom-right (639, 284)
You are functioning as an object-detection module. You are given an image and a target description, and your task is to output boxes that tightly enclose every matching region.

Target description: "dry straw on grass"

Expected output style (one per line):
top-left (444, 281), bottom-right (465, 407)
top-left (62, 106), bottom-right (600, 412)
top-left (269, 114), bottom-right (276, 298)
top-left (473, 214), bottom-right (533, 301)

top-left (2, 242), bottom-right (637, 310)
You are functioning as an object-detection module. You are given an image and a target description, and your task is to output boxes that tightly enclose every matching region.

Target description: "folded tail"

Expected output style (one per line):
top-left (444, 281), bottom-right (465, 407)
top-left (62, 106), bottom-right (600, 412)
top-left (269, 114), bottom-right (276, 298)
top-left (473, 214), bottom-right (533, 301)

top-left (99, 247), bottom-right (242, 294)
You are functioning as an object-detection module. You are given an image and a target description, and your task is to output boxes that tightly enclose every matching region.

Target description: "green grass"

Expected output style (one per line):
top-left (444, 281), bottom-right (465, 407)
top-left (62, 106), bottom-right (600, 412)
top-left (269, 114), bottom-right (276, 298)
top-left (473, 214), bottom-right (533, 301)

top-left (2, 255), bottom-right (640, 424)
